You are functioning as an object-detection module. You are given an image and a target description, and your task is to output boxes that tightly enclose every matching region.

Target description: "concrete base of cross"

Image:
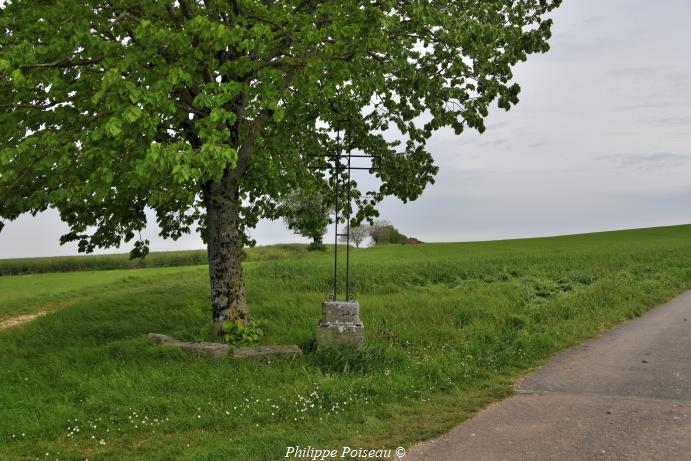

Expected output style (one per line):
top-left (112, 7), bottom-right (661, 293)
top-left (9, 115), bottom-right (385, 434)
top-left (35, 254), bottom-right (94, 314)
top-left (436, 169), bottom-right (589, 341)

top-left (316, 300), bottom-right (364, 347)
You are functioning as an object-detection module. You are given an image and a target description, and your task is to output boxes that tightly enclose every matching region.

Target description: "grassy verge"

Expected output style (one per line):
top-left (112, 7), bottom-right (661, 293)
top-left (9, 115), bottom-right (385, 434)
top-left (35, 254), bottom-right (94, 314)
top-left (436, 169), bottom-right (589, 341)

top-left (1, 225), bottom-right (690, 460)
top-left (0, 266), bottom-right (204, 321)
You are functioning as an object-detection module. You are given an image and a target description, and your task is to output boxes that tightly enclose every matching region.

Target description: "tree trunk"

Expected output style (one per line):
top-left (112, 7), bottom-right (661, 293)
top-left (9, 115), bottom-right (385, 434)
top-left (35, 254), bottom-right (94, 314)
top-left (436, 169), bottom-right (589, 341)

top-left (205, 179), bottom-right (249, 337)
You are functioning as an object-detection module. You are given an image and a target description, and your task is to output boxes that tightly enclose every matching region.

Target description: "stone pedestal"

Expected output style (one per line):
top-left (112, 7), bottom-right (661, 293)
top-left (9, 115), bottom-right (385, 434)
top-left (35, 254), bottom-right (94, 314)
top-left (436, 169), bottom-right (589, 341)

top-left (316, 300), bottom-right (364, 347)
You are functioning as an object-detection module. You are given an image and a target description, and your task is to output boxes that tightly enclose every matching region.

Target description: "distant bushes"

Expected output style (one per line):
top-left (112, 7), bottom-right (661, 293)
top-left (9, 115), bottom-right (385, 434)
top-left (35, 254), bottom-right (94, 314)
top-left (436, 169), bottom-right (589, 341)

top-left (0, 244), bottom-right (311, 276)
top-left (337, 219), bottom-right (413, 246)
top-left (370, 224), bottom-right (407, 244)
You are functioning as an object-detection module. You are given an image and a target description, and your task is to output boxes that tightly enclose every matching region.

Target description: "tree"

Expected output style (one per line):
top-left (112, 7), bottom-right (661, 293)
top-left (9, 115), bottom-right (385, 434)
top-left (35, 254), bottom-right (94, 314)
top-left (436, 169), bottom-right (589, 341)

top-left (0, 1), bottom-right (562, 336)
top-left (339, 224), bottom-right (370, 248)
top-left (369, 220), bottom-right (407, 245)
top-left (368, 219), bottom-right (390, 244)
top-left (277, 187), bottom-right (330, 250)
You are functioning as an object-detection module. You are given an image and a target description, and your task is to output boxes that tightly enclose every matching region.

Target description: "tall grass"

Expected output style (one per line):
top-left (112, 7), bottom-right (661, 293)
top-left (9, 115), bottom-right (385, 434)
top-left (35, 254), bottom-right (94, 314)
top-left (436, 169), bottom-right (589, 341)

top-left (1, 224), bottom-right (691, 460)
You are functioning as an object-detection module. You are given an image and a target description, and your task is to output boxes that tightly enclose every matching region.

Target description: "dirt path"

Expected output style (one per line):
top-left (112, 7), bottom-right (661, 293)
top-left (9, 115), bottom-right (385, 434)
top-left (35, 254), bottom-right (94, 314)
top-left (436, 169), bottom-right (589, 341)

top-left (406, 291), bottom-right (691, 461)
top-left (0, 311), bottom-right (48, 331)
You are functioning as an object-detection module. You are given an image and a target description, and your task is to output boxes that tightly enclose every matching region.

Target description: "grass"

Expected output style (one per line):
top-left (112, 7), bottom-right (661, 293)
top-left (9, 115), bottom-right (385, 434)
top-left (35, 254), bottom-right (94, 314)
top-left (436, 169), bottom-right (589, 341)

top-left (1, 224), bottom-right (691, 460)
top-left (0, 266), bottom-right (204, 321)
top-left (0, 244), bottom-right (313, 276)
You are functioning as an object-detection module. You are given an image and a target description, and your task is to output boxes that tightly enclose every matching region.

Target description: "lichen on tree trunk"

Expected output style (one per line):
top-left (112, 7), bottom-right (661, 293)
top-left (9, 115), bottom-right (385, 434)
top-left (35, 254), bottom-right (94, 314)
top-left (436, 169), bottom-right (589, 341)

top-left (204, 178), bottom-right (249, 337)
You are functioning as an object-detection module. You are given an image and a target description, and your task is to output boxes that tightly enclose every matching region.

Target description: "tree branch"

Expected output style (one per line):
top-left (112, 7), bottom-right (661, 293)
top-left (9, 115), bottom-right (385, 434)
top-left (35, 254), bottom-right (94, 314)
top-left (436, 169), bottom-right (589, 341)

top-left (178, 0), bottom-right (195, 19)
top-left (20, 58), bottom-right (101, 70)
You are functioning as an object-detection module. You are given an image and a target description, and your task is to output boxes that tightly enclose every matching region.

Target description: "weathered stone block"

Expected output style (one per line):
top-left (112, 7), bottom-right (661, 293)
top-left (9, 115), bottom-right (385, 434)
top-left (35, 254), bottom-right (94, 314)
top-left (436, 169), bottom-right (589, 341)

top-left (317, 300), bottom-right (364, 347)
top-left (321, 300), bottom-right (361, 323)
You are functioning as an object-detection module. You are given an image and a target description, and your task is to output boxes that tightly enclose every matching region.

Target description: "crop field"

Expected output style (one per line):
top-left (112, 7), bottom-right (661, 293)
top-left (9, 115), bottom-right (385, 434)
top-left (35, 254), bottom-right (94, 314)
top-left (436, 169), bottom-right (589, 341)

top-left (1, 225), bottom-right (691, 460)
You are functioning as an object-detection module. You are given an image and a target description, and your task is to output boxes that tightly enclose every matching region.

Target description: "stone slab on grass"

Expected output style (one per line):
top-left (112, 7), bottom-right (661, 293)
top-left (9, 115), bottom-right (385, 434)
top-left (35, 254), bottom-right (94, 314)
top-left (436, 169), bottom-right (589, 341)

top-left (147, 333), bottom-right (229, 359)
top-left (147, 333), bottom-right (302, 360)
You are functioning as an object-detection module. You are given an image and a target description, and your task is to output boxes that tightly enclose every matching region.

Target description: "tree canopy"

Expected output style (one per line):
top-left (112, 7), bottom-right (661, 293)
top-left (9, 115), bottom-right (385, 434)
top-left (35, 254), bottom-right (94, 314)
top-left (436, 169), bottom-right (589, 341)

top-left (339, 224), bottom-right (370, 248)
top-left (1, 0), bottom-right (560, 252)
top-left (0, 0), bottom-right (562, 332)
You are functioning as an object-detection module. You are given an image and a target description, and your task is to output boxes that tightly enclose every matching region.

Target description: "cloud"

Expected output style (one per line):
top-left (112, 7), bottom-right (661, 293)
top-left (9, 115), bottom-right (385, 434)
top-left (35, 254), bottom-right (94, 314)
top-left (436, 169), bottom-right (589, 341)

top-left (478, 138), bottom-right (507, 147)
top-left (527, 142), bottom-right (551, 148)
top-left (651, 115), bottom-right (691, 126)
top-left (607, 66), bottom-right (691, 111)
top-left (596, 153), bottom-right (691, 170)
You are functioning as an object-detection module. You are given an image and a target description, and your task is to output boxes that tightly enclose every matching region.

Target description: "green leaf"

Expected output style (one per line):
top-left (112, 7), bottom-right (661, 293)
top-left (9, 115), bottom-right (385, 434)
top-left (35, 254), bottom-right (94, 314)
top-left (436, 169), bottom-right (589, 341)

top-left (272, 107), bottom-right (286, 122)
top-left (123, 106), bottom-right (143, 123)
top-left (105, 117), bottom-right (123, 137)
top-left (91, 90), bottom-right (105, 104)
top-left (11, 69), bottom-right (24, 85)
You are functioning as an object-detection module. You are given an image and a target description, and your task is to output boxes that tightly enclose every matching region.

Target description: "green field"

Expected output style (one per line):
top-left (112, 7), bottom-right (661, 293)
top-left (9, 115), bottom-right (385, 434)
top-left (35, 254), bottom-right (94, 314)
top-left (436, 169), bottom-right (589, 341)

top-left (2, 225), bottom-right (691, 460)
top-left (0, 244), bottom-right (312, 276)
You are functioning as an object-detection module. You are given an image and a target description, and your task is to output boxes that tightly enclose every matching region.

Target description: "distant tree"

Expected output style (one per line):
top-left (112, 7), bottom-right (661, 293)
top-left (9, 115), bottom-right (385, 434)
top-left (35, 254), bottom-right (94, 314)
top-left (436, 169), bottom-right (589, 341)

top-left (0, 1), bottom-right (561, 335)
top-left (277, 188), bottom-right (330, 250)
top-left (369, 219), bottom-right (407, 245)
top-left (369, 219), bottom-right (390, 244)
top-left (385, 226), bottom-right (407, 244)
top-left (339, 224), bottom-right (370, 248)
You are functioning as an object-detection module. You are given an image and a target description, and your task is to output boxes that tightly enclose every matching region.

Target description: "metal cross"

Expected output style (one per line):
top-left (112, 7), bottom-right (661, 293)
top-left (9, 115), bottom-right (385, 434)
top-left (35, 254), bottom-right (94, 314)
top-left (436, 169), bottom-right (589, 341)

top-left (307, 120), bottom-right (380, 301)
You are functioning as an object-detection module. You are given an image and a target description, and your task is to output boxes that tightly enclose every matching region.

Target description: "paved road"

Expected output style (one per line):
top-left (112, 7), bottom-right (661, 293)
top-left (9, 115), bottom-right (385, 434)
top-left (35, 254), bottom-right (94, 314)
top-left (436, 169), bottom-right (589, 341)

top-left (406, 291), bottom-right (691, 461)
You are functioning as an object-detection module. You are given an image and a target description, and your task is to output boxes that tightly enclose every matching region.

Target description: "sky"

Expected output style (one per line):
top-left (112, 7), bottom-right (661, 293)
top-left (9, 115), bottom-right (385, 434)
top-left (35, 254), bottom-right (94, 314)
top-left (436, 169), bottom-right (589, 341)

top-left (2, 0), bottom-right (691, 258)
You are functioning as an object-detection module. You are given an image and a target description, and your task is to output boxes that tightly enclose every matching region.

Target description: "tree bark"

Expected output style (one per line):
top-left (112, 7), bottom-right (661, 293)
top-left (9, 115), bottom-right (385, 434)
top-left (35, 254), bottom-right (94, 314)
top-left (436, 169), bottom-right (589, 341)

top-left (204, 178), bottom-right (249, 337)
top-left (200, 106), bottom-right (273, 336)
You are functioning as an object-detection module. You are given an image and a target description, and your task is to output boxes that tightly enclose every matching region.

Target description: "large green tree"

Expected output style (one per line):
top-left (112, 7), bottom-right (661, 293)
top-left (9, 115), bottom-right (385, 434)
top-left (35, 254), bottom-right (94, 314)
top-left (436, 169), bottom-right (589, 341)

top-left (0, 0), bottom-right (561, 335)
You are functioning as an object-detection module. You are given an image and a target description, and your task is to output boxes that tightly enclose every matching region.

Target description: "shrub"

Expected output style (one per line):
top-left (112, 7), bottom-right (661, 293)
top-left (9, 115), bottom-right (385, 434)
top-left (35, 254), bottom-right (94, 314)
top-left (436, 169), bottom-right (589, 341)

top-left (221, 319), bottom-right (264, 346)
top-left (371, 224), bottom-right (407, 245)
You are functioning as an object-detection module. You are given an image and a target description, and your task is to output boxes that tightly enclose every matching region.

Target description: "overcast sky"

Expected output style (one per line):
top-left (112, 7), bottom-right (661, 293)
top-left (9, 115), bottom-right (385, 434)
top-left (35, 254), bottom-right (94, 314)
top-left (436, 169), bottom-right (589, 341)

top-left (2, 0), bottom-right (691, 258)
